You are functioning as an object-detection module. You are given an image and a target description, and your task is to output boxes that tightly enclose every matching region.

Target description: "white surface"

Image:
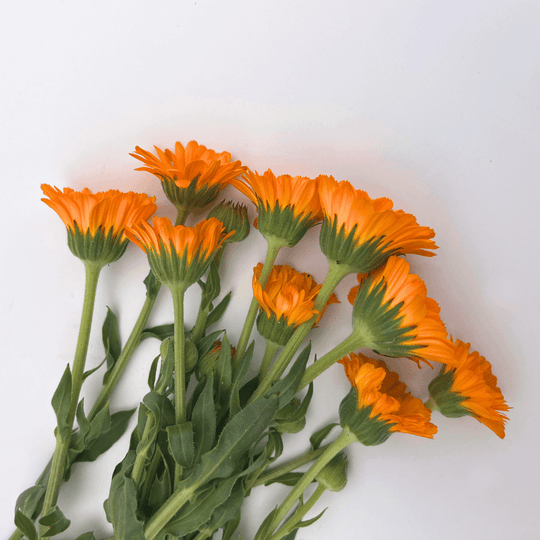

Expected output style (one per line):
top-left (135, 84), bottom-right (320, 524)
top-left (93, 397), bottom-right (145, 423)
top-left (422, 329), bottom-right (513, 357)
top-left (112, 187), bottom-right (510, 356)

top-left (1, 1), bottom-right (539, 539)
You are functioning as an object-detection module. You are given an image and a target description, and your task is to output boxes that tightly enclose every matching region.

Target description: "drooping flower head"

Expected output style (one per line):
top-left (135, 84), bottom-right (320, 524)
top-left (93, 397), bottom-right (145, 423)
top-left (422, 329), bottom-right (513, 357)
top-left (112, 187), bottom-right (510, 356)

top-left (339, 352), bottom-right (437, 445)
top-left (349, 256), bottom-right (456, 366)
top-left (318, 176), bottom-right (437, 274)
top-left (127, 217), bottom-right (232, 289)
top-left (131, 141), bottom-right (246, 213)
top-left (41, 185), bottom-right (156, 266)
top-left (253, 263), bottom-right (339, 346)
top-left (428, 340), bottom-right (509, 438)
top-left (231, 169), bottom-right (322, 247)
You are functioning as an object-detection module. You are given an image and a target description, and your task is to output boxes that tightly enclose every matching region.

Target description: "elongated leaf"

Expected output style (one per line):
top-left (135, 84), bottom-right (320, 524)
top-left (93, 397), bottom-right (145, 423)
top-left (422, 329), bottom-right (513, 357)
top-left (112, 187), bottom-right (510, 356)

top-left (282, 531), bottom-right (299, 540)
top-left (148, 451), bottom-right (172, 511)
top-left (147, 356), bottom-right (160, 390)
top-left (254, 507), bottom-right (279, 540)
top-left (102, 307), bottom-right (122, 364)
top-left (140, 323), bottom-right (174, 342)
top-left (144, 269), bottom-right (160, 299)
top-left (184, 338), bottom-right (199, 372)
top-left (296, 507), bottom-right (327, 528)
top-left (38, 505), bottom-right (70, 537)
top-left (205, 292), bottom-right (232, 329)
top-left (167, 422), bottom-right (194, 468)
top-left (73, 534), bottom-right (97, 540)
top-left (154, 338), bottom-right (174, 395)
top-left (195, 330), bottom-right (224, 359)
top-left (204, 481), bottom-right (245, 532)
top-left (15, 484), bottom-right (46, 520)
top-left (310, 423), bottom-right (339, 450)
top-left (215, 334), bottom-right (232, 411)
top-left (51, 365), bottom-right (72, 440)
top-left (192, 374), bottom-right (216, 464)
top-left (229, 343), bottom-right (255, 418)
top-left (263, 472), bottom-right (305, 487)
top-left (15, 510), bottom-right (37, 540)
top-left (107, 473), bottom-right (144, 540)
top-left (222, 511), bottom-right (242, 540)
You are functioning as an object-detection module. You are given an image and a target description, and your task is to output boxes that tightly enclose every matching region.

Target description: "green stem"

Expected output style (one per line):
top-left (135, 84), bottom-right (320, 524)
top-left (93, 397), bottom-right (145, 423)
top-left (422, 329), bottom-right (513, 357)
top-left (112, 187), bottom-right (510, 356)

top-left (249, 261), bottom-right (350, 403)
top-left (234, 236), bottom-right (284, 365)
top-left (175, 206), bottom-right (190, 226)
top-left (40, 262), bottom-right (101, 529)
top-left (269, 484), bottom-right (326, 540)
top-left (89, 284), bottom-right (161, 420)
top-left (171, 285), bottom-right (187, 486)
top-left (267, 428), bottom-right (355, 536)
top-left (9, 530), bottom-right (23, 540)
top-left (253, 445), bottom-right (329, 488)
top-left (193, 528), bottom-right (214, 540)
top-left (259, 340), bottom-right (281, 380)
top-left (299, 332), bottom-right (365, 390)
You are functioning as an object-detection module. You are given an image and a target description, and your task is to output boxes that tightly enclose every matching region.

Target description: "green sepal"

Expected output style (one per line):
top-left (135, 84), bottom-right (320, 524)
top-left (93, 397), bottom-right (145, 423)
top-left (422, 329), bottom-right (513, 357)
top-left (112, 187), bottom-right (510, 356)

top-left (428, 369), bottom-right (469, 418)
top-left (167, 422), bottom-right (195, 468)
top-left (37, 505), bottom-right (71, 537)
top-left (15, 509), bottom-right (37, 540)
top-left (51, 365), bottom-right (72, 441)
top-left (161, 175), bottom-right (221, 211)
top-left (256, 312), bottom-right (296, 347)
top-left (208, 200), bottom-right (251, 243)
top-left (352, 275), bottom-right (422, 359)
top-left (339, 389), bottom-right (393, 446)
top-left (310, 422), bottom-right (339, 450)
top-left (102, 307), bottom-right (122, 385)
top-left (67, 223), bottom-right (128, 266)
top-left (319, 215), bottom-right (394, 273)
top-left (192, 374), bottom-right (217, 465)
top-left (257, 203), bottom-right (318, 248)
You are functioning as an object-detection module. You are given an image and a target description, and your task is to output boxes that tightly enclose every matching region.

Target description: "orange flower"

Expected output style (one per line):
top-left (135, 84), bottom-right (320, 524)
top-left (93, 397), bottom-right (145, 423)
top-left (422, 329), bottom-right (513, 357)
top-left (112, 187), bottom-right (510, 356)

top-left (318, 176), bottom-right (437, 273)
top-left (42, 185), bottom-right (156, 264)
top-left (428, 340), bottom-right (509, 438)
top-left (349, 256), bottom-right (456, 366)
top-left (253, 263), bottom-right (338, 328)
top-left (131, 141), bottom-right (246, 211)
top-left (127, 217), bottom-right (232, 288)
top-left (231, 170), bottom-right (322, 246)
top-left (340, 353), bottom-right (437, 441)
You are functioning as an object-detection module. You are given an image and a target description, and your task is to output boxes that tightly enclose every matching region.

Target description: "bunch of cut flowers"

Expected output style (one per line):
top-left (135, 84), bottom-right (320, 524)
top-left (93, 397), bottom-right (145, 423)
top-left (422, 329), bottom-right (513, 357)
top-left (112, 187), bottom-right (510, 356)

top-left (10, 140), bottom-right (509, 540)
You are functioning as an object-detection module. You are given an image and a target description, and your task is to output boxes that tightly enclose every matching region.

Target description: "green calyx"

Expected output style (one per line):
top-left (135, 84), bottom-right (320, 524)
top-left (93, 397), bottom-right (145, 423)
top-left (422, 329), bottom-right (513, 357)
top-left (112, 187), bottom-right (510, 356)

top-left (257, 202), bottom-right (318, 247)
top-left (339, 388), bottom-right (393, 446)
top-left (428, 369), bottom-right (469, 418)
top-left (161, 175), bottom-right (222, 212)
top-left (256, 311), bottom-right (296, 347)
top-left (351, 276), bottom-right (423, 359)
top-left (147, 240), bottom-right (217, 290)
top-left (67, 224), bottom-right (128, 266)
top-left (316, 452), bottom-right (348, 492)
top-left (320, 216), bottom-right (396, 273)
top-left (208, 200), bottom-right (250, 243)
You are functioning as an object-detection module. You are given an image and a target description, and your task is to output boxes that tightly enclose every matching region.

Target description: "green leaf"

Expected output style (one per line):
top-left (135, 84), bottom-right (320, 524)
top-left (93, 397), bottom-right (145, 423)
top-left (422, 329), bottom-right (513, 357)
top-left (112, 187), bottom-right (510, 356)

top-left (199, 262), bottom-right (221, 311)
top-left (229, 343), bottom-right (255, 418)
top-left (75, 409), bottom-right (136, 463)
top-left (38, 505), bottom-right (70, 537)
top-left (204, 481), bottom-right (245, 532)
top-left (254, 507), bottom-right (278, 540)
top-left (205, 292), bottom-right (232, 329)
top-left (215, 334), bottom-right (232, 412)
top-left (195, 330), bottom-right (224, 359)
top-left (296, 507), bottom-right (327, 528)
top-left (140, 323), bottom-right (174, 342)
top-left (73, 534), bottom-right (97, 540)
top-left (82, 356), bottom-right (107, 380)
top-left (222, 511), bottom-right (242, 540)
top-left (154, 338), bottom-right (174, 395)
top-left (15, 484), bottom-right (46, 521)
top-left (263, 472), bottom-right (305, 487)
top-left (147, 355), bottom-right (160, 390)
top-left (192, 374), bottom-right (216, 464)
top-left (107, 473), bottom-right (144, 540)
top-left (184, 337), bottom-right (199, 372)
top-left (144, 269), bottom-right (160, 299)
top-left (51, 365), bottom-right (72, 440)
top-left (101, 307), bottom-right (122, 385)
top-left (282, 531), bottom-right (298, 540)
top-left (167, 422), bottom-right (194, 468)
top-left (15, 509), bottom-right (37, 540)
top-left (148, 449), bottom-right (172, 511)
top-left (310, 423), bottom-right (339, 450)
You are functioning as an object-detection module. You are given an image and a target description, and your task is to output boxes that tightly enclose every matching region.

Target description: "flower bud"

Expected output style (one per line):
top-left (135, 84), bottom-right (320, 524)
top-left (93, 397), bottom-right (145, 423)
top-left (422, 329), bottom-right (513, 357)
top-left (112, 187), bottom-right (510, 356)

top-left (316, 453), bottom-right (348, 492)
top-left (208, 201), bottom-right (250, 243)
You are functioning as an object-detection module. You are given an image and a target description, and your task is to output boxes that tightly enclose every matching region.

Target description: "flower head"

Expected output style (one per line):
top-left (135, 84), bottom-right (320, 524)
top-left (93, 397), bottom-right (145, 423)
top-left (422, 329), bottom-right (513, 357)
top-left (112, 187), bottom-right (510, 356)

top-left (41, 185), bottom-right (156, 265)
top-left (349, 256), bottom-right (456, 366)
top-left (253, 263), bottom-right (338, 346)
top-left (131, 141), bottom-right (246, 212)
top-left (127, 217), bottom-right (231, 289)
top-left (231, 169), bottom-right (322, 247)
top-left (339, 352), bottom-right (437, 444)
top-left (318, 176), bottom-right (437, 273)
top-left (428, 340), bottom-right (509, 438)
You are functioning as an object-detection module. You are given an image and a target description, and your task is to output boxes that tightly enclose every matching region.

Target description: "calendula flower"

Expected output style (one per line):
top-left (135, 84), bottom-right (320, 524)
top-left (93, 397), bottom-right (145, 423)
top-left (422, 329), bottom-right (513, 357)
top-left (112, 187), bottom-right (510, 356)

top-left (231, 169), bottom-right (322, 247)
top-left (127, 217), bottom-right (232, 289)
top-left (41, 185), bottom-right (156, 265)
top-left (349, 256), bottom-right (456, 366)
top-left (253, 263), bottom-right (339, 345)
top-left (339, 352), bottom-right (437, 445)
top-left (428, 340), bottom-right (509, 438)
top-left (318, 176), bottom-right (437, 273)
top-left (131, 141), bottom-right (246, 213)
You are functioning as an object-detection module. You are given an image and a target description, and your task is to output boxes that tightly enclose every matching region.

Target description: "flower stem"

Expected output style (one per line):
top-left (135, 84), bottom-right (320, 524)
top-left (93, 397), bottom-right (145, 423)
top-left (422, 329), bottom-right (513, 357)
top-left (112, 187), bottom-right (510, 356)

top-left (171, 285), bottom-right (187, 487)
top-left (266, 428), bottom-right (355, 537)
top-left (234, 236), bottom-right (284, 365)
top-left (249, 261), bottom-right (350, 403)
top-left (259, 340), bottom-right (281, 380)
top-left (252, 445), bottom-right (329, 488)
top-left (40, 262), bottom-right (101, 530)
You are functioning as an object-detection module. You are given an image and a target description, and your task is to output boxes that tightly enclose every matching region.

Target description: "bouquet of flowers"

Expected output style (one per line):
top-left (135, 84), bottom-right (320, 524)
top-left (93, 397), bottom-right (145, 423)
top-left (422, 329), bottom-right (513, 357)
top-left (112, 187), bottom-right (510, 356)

top-left (10, 140), bottom-right (509, 540)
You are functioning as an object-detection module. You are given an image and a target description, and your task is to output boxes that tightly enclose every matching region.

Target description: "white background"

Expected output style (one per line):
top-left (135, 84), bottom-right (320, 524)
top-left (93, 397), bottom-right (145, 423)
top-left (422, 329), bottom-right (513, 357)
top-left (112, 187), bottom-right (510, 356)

top-left (1, 1), bottom-right (539, 539)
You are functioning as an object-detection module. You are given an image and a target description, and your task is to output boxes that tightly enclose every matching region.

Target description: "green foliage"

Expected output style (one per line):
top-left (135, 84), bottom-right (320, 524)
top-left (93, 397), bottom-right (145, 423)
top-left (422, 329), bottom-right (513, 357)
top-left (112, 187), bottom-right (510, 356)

top-left (15, 509), bottom-right (37, 540)
top-left (167, 422), bottom-right (194, 469)
top-left (192, 374), bottom-right (216, 465)
top-left (38, 506), bottom-right (71, 537)
top-left (310, 423), bottom-right (339, 450)
top-left (51, 365), bottom-right (72, 441)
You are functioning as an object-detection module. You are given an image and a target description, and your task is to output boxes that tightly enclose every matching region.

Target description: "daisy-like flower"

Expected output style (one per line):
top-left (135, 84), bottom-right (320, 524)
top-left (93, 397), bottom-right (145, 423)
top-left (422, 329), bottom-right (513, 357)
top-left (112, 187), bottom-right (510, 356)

top-left (41, 185), bottom-right (157, 266)
top-left (127, 217), bottom-right (232, 290)
top-left (318, 176), bottom-right (437, 274)
top-left (349, 256), bottom-right (456, 366)
top-left (428, 340), bottom-right (509, 438)
top-left (131, 141), bottom-right (246, 215)
top-left (339, 352), bottom-right (437, 445)
top-left (231, 169), bottom-right (322, 247)
top-left (253, 263), bottom-right (339, 345)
